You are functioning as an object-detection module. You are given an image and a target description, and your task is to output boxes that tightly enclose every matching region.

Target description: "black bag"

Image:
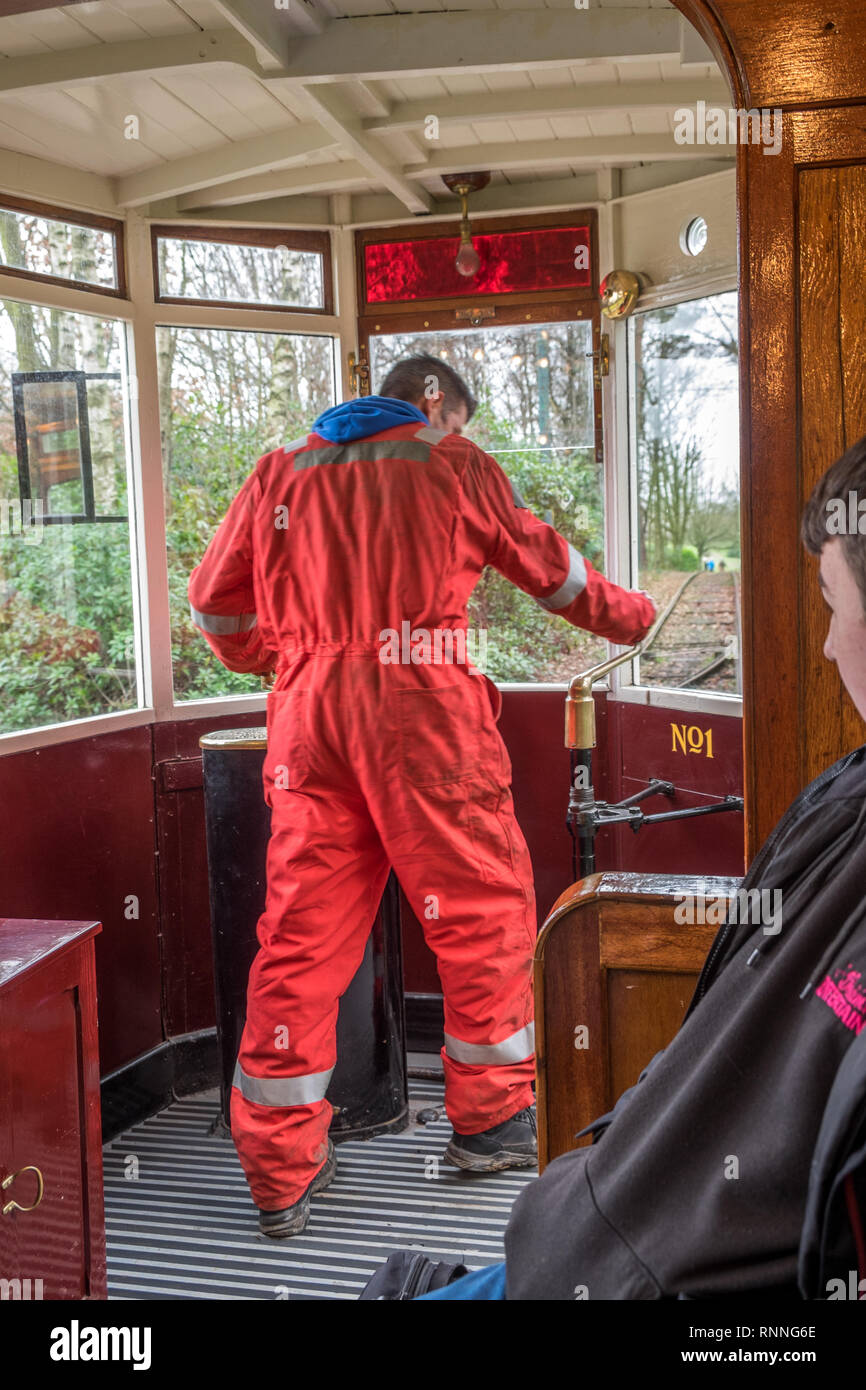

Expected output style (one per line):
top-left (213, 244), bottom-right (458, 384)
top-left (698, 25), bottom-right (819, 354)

top-left (358, 1250), bottom-right (470, 1300)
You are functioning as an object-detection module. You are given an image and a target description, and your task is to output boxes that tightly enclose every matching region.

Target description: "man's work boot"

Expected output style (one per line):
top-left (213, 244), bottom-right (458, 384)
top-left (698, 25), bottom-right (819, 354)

top-left (444, 1105), bottom-right (537, 1173)
top-left (257, 1139), bottom-right (337, 1238)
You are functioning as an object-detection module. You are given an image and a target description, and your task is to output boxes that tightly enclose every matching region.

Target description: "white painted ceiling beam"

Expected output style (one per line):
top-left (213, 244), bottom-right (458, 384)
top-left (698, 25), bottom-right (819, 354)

top-left (114, 124), bottom-right (341, 207)
top-left (282, 9), bottom-right (683, 83)
top-left (404, 133), bottom-right (723, 180)
top-left (144, 165), bottom-right (732, 229)
top-left (300, 83), bottom-right (432, 215)
top-left (209, 0), bottom-right (299, 66)
top-left (177, 160), bottom-right (371, 209)
top-left (363, 79), bottom-right (731, 136)
top-left (0, 30), bottom-right (261, 96)
top-left (144, 195), bottom-right (333, 226)
top-left (343, 174), bottom-right (603, 230)
top-left (679, 15), bottom-right (718, 67)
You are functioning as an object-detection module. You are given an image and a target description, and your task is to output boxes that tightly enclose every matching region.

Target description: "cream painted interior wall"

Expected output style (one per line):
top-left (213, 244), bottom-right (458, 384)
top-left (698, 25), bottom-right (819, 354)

top-left (613, 168), bottom-right (736, 295)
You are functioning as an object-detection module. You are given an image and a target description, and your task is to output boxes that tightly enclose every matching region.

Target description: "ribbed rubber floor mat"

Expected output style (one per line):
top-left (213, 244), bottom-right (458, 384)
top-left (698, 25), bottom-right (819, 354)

top-left (103, 1083), bottom-right (535, 1300)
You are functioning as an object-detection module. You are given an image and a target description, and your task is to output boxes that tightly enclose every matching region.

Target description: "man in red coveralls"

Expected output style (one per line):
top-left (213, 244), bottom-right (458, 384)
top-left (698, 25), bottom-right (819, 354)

top-left (188, 354), bottom-right (656, 1236)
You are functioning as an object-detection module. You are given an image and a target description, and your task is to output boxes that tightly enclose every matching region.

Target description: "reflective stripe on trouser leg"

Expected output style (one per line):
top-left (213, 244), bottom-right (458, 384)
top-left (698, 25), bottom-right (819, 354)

top-left (444, 1022), bottom-right (536, 1067)
top-left (232, 1061), bottom-right (335, 1107)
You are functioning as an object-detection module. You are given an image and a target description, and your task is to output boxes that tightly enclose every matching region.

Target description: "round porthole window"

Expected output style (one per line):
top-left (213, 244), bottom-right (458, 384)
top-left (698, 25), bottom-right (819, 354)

top-left (680, 216), bottom-right (708, 257)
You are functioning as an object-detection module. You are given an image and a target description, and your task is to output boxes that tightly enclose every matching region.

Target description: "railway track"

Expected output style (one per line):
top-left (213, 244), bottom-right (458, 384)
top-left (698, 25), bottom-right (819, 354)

top-left (640, 569), bottom-right (740, 694)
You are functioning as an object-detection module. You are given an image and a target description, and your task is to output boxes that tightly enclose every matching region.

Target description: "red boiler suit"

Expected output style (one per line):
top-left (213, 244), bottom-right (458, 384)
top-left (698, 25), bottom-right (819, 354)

top-left (188, 416), bottom-right (654, 1210)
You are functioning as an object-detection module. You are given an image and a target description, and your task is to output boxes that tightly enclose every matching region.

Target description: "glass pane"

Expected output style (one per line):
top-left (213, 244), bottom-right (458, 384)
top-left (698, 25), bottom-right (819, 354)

top-left (630, 291), bottom-right (740, 693)
top-left (0, 301), bottom-right (139, 734)
top-left (370, 320), bottom-right (605, 682)
top-left (0, 206), bottom-right (117, 289)
top-left (364, 225), bottom-right (591, 304)
top-left (159, 325), bottom-right (337, 701)
top-left (18, 377), bottom-right (85, 517)
top-left (156, 236), bottom-right (324, 309)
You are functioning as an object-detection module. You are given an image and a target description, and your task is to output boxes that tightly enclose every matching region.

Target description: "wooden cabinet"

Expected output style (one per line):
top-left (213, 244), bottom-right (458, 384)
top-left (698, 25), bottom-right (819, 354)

top-left (0, 920), bottom-right (106, 1300)
top-left (535, 874), bottom-right (739, 1170)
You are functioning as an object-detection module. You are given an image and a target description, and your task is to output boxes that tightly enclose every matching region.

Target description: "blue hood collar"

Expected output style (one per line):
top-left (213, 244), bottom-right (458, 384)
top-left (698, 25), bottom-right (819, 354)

top-left (311, 395), bottom-right (427, 443)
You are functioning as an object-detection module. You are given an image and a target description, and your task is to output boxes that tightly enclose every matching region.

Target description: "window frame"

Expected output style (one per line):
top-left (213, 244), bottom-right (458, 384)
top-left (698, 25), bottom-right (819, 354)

top-left (0, 289), bottom-right (147, 749)
top-left (0, 193), bottom-right (127, 299)
top-left (0, 209), bottom-right (352, 756)
top-left (150, 224), bottom-right (334, 316)
top-left (357, 209), bottom-right (608, 690)
top-left (610, 271), bottom-right (743, 717)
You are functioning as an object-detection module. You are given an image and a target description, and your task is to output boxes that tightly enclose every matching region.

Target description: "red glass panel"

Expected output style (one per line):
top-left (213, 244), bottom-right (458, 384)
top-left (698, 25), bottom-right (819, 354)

top-left (363, 225), bottom-right (591, 304)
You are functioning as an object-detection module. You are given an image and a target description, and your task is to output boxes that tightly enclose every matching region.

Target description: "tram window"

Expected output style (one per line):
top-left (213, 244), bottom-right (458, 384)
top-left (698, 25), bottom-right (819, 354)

top-left (629, 290), bottom-right (741, 694)
top-left (369, 322), bottom-right (607, 682)
top-left (153, 227), bottom-right (330, 314)
top-left (0, 299), bottom-right (139, 735)
top-left (0, 199), bottom-right (121, 293)
top-left (158, 325), bottom-right (337, 702)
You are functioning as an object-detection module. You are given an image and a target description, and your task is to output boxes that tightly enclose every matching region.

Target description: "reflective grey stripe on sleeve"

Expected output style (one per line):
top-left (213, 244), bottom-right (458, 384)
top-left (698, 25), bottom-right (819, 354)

top-left (232, 1061), bottom-right (335, 1107)
top-left (414, 425), bottom-right (449, 444)
top-left (534, 542), bottom-right (587, 612)
top-left (190, 604), bottom-right (257, 636)
top-left (444, 1022), bottom-right (535, 1067)
top-left (293, 439), bottom-right (432, 470)
top-left (283, 435), bottom-right (309, 457)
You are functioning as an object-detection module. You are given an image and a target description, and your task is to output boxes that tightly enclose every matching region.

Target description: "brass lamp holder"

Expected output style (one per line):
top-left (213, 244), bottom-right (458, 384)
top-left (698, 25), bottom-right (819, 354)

top-left (442, 172), bottom-right (491, 276)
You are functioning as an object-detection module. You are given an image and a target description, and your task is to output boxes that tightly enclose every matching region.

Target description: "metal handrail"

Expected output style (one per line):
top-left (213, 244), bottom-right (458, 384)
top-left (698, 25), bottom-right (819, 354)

top-left (564, 571), bottom-right (700, 749)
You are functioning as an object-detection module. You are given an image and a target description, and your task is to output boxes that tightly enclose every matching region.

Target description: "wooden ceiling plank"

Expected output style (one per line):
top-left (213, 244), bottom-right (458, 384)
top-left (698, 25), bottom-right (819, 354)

top-left (155, 71), bottom-right (272, 141)
top-left (62, 3), bottom-right (154, 45)
top-left (13, 8), bottom-right (97, 50)
top-left (101, 0), bottom-right (200, 36)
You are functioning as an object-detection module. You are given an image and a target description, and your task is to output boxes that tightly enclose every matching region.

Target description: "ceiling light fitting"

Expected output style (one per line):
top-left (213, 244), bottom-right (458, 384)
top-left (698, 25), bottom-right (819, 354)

top-left (442, 172), bottom-right (491, 278)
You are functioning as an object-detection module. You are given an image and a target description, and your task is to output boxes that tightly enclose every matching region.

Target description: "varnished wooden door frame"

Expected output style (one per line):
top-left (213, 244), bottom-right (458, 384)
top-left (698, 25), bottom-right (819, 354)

top-left (673, 1), bottom-right (866, 859)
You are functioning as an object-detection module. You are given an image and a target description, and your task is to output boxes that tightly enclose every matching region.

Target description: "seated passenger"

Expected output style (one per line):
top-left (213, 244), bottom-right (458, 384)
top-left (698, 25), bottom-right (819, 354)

top-left (417, 436), bottom-right (866, 1300)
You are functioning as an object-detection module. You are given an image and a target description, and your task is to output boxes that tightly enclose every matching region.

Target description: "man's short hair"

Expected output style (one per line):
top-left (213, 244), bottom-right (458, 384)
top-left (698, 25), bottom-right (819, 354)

top-left (379, 353), bottom-right (477, 421)
top-left (802, 434), bottom-right (866, 614)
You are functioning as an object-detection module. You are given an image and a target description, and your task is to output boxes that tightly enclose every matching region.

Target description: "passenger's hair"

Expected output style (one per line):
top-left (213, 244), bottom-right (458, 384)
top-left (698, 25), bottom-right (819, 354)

top-left (379, 353), bottom-right (477, 421)
top-left (802, 435), bottom-right (866, 614)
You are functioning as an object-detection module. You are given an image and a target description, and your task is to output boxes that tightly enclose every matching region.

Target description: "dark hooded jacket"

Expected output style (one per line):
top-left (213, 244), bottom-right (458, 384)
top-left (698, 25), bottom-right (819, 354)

top-left (504, 745), bottom-right (866, 1299)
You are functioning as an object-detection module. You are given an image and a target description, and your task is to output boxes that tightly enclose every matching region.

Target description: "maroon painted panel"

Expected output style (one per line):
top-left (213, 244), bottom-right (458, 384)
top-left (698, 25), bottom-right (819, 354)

top-left (153, 712), bottom-right (268, 1038)
top-left (604, 699), bottom-right (746, 878)
top-left (0, 729), bottom-right (160, 1075)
